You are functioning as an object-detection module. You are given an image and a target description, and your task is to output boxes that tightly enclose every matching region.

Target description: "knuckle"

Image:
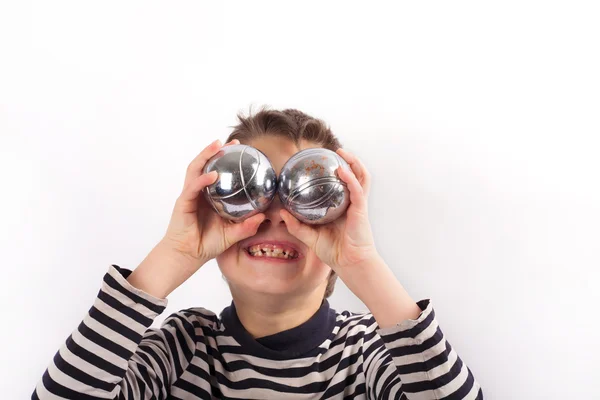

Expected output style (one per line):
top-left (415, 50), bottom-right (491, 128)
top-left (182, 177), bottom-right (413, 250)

top-left (186, 161), bottom-right (197, 174)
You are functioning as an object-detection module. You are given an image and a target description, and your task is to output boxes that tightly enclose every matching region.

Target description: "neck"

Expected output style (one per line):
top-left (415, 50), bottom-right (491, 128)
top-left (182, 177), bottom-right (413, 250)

top-left (230, 288), bottom-right (326, 339)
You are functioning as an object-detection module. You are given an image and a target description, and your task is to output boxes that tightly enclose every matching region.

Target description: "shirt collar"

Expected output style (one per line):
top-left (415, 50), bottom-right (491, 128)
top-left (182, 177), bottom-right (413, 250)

top-left (220, 298), bottom-right (338, 360)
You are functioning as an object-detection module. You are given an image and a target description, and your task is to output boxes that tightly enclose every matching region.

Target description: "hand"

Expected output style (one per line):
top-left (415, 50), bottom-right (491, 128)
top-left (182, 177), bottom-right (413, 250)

top-left (279, 148), bottom-right (379, 273)
top-left (128, 139), bottom-right (266, 298)
top-left (163, 138), bottom-right (266, 266)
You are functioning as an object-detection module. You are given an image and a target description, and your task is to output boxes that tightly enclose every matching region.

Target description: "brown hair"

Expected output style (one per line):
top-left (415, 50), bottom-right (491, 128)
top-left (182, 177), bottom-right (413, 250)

top-left (225, 105), bottom-right (341, 299)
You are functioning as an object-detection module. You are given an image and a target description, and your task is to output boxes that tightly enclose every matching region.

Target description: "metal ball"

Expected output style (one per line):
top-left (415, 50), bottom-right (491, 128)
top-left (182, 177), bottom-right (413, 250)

top-left (278, 148), bottom-right (351, 225)
top-left (202, 144), bottom-right (277, 222)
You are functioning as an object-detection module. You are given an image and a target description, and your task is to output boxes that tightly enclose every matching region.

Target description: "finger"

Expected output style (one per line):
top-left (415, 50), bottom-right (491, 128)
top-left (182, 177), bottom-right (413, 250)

top-left (279, 209), bottom-right (318, 249)
top-left (337, 166), bottom-right (367, 210)
top-left (223, 138), bottom-right (240, 147)
top-left (224, 213), bottom-right (266, 247)
top-left (182, 139), bottom-right (240, 200)
top-left (183, 139), bottom-right (223, 190)
top-left (180, 170), bottom-right (218, 204)
top-left (336, 148), bottom-right (371, 194)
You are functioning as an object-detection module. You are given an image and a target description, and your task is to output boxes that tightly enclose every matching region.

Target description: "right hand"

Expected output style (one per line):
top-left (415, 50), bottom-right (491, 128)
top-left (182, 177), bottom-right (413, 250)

top-left (162, 138), bottom-right (266, 268)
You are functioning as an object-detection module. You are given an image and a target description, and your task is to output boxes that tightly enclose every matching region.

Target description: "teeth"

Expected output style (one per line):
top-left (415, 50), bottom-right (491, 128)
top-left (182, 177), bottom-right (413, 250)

top-left (250, 251), bottom-right (293, 259)
top-left (246, 245), bottom-right (298, 259)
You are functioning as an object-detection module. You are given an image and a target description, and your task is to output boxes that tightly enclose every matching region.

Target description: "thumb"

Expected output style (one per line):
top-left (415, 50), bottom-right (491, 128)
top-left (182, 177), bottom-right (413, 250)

top-left (224, 213), bottom-right (266, 246)
top-left (280, 209), bottom-right (318, 249)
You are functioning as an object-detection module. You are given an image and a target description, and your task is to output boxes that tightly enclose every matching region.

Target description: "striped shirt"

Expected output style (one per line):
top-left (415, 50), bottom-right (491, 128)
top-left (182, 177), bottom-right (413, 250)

top-left (33, 264), bottom-right (483, 399)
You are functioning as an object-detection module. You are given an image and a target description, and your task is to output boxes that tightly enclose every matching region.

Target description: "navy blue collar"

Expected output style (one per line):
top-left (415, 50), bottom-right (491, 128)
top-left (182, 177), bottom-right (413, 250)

top-left (220, 298), bottom-right (338, 360)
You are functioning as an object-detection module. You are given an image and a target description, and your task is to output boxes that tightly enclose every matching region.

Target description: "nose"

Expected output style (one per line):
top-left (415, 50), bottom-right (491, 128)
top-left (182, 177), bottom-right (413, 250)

top-left (260, 194), bottom-right (286, 227)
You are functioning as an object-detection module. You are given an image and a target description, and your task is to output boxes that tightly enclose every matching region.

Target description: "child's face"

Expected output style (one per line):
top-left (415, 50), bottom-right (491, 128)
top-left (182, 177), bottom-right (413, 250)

top-left (216, 135), bottom-right (332, 299)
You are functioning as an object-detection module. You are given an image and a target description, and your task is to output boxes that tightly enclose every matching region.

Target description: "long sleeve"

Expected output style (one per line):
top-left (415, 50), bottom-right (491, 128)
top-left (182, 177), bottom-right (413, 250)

top-left (362, 300), bottom-right (483, 400)
top-left (32, 265), bottom-right (196, 400)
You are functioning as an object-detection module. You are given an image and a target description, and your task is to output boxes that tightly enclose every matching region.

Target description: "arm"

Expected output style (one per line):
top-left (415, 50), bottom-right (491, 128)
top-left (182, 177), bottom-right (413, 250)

top-left (352, 257), bottom-right (483, 400)
top-left (278, 148), bottom-right (483, 398)
top-left (32, 244), bottom-right (197, 400)
top-left (33, 139), bottom-right (267, 399)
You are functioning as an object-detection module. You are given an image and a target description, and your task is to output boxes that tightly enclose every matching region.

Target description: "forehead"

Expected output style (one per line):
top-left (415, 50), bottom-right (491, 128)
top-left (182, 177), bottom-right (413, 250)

top-left (246, 135), bottom-right (322, 174)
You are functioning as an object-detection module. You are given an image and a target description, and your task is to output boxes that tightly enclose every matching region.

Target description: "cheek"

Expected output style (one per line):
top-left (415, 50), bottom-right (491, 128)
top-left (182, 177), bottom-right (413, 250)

top-left (216, 246), bottom-right (240, 275)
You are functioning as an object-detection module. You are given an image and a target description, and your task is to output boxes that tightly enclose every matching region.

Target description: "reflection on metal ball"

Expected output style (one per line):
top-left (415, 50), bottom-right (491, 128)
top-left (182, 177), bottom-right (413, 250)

top-left (202, 144), bottom-right (277, 222)
top-left (278, 148), bottom-right (351, 225)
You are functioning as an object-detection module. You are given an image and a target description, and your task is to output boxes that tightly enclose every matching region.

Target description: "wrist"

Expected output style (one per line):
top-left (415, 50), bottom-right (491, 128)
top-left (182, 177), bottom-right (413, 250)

top-left (336, 248), bottom-right (382, 273)
top-left (127, 240), bottom-right (206, 298)
top-left (159, 237), bottom-right (209, 267)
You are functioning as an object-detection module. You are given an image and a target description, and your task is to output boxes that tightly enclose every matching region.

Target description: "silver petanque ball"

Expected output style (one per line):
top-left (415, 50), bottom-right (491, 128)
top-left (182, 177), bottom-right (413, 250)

top-left (202, 144), bottom-right (277, 222)
top-left (278, 148), bottom-right (351, 225)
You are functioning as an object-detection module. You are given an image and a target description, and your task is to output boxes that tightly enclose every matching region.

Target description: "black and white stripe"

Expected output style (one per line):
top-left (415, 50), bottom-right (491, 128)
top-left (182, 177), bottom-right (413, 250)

top-left (33, 265), bottom-right (483, 399)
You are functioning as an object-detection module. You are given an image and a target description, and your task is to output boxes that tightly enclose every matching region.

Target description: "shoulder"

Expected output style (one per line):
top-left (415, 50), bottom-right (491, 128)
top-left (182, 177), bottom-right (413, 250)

top-left (158, 306), bottom-right (224, 336)
top-left (334, 308), bottom-right (379, 338)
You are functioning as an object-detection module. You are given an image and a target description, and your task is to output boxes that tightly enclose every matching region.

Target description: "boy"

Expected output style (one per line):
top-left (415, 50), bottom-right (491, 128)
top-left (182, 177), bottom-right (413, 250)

top-left (33, 107), bottom-right (483, 399)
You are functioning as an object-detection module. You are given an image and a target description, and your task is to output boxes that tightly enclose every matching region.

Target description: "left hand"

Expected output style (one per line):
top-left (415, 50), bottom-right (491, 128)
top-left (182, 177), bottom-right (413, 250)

top-left (280, 148), bottom-right (379, 273)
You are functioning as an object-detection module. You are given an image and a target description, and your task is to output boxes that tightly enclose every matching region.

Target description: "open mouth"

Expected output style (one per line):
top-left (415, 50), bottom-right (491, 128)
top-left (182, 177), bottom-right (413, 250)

top-left (243, 243), bottom-right (300, 260)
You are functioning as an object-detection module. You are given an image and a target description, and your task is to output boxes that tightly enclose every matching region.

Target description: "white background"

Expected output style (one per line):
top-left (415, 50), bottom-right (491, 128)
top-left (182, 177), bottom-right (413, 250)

top-left (1, 1), bottom-right (599, 399)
